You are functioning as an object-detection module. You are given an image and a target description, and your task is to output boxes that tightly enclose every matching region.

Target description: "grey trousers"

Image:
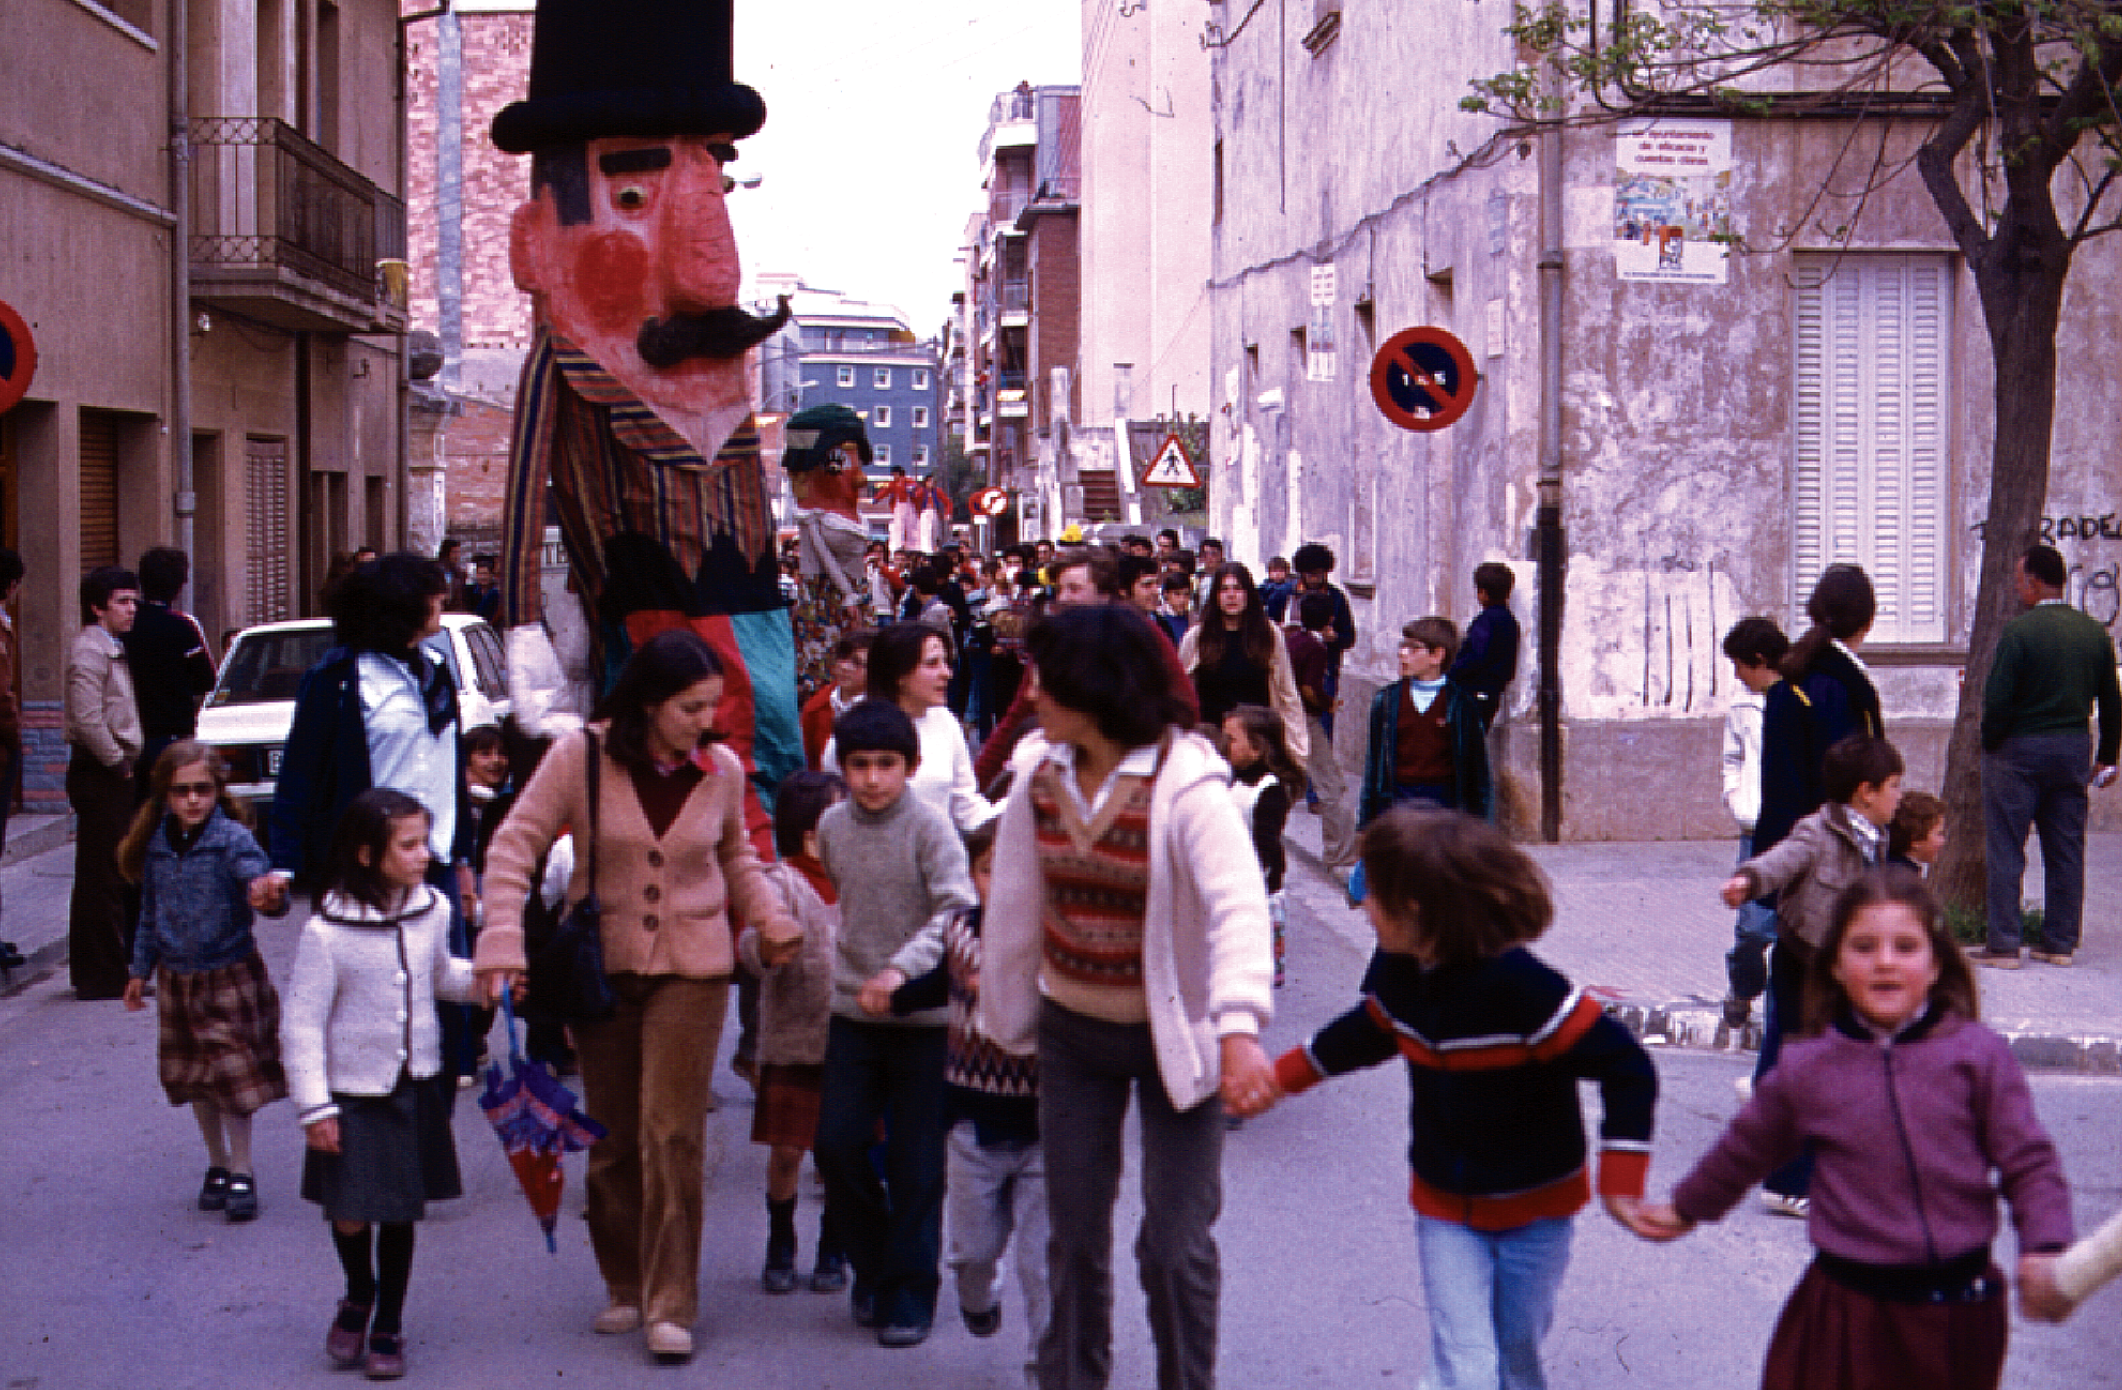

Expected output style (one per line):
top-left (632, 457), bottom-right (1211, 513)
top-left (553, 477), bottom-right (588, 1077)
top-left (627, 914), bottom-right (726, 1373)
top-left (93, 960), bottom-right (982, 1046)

top-left (1984, 731), bottom-right (2091, 952)
top-left (1037, 1000), bottom-right (1223, 1390)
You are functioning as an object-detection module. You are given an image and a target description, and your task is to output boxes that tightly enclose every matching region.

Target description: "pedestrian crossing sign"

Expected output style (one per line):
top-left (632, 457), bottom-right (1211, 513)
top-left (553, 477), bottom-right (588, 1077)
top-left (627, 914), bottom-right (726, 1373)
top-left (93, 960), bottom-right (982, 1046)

top-left (1142, 435), bottom-right (1201, 488)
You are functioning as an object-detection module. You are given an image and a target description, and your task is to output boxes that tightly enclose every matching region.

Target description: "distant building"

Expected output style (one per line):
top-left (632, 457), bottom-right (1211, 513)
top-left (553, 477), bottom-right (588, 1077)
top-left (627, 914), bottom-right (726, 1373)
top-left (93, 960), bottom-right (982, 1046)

top-left (958, 84), bottom-right (1081, 540)
top-left (757, 277), bottom-right (941, 496)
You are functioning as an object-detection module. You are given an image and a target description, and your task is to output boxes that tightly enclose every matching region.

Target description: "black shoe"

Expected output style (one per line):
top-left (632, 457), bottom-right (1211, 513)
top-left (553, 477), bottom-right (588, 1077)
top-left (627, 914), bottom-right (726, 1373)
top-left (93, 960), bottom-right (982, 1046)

top-left (198, 1167), bottom-right (231, 1212)
top-left (878, 1317), bottom-right (932, 1349)
top-left (811, 1252), bottom-right (849, 1294)
top-left (851, 1285), bottom-right (884, 1328)
top-left (761, 1241), bottom-right (799, 1295)
top-left (1721, 995), bottom-right (1752, 1030)
top-left (224, 1173), bottom-right (258, 1222)
top-left (961, 1303), bottom-right (1002, 1338)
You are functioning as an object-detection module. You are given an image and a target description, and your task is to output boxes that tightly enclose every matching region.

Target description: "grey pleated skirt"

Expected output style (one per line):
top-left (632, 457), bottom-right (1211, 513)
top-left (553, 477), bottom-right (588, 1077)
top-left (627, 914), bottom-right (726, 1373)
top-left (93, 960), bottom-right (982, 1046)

top-left (300, 1069), bottom-right (462, 1223)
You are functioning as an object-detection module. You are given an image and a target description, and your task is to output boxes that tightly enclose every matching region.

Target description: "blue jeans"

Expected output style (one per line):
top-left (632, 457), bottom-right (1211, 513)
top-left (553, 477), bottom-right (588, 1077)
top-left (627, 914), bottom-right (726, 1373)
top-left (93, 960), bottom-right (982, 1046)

top-left (1727, 836), bottom-right (1778, 1000)
top-left (1751, 933), bottom-right (1814, 1201)
top-left (1415, 1214), bottom-right (1573, 1390)
top-left (1984, 732), bottom-right (2091, 951)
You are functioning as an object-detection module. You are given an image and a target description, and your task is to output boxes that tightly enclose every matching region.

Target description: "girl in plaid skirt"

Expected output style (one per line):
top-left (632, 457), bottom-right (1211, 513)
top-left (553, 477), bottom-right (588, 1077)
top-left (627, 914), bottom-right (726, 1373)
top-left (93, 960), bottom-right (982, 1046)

top-left (121, 740), bottom-right (291, 1223)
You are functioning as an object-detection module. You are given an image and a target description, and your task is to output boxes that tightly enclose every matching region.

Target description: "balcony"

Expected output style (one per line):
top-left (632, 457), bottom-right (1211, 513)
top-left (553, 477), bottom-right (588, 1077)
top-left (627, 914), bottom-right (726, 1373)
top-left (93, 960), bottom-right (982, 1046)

top-left (190, 117), bottom-right (408, 335)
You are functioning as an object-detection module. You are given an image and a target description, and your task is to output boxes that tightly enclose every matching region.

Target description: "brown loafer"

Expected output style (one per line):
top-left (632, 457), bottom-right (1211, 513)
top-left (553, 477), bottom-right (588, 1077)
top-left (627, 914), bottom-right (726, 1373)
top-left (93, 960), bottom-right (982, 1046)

top-left (326, 1302), bottom-right (370, 1368)
top-left (1966, 947), bottom-right (2023, 970)
top-left (364, 1333), bottom-right (406, 1380)
top-left (2029, 950), bottom-right (2074, 967)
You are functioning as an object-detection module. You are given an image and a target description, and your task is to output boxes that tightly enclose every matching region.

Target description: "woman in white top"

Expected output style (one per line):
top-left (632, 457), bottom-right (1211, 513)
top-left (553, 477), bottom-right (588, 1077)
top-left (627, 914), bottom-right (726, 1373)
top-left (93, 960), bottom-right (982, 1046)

top-left (824, 622), bottom-right (995, 831)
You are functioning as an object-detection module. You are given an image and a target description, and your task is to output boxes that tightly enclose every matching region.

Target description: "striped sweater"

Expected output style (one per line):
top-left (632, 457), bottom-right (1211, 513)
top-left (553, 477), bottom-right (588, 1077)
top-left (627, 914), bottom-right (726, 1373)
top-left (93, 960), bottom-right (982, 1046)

top-left (1274, 947), bottom-right (1657, 1230)
top-left (893, 905), bottom-right (1040, 1144)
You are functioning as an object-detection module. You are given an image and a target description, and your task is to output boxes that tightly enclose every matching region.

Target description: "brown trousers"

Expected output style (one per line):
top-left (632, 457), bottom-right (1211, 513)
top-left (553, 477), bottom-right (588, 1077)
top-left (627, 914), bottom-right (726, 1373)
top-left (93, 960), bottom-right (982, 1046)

top-left (573, 973), bottom-right (730, 1327)
top-left (66, 750), bottom-right (135, 998)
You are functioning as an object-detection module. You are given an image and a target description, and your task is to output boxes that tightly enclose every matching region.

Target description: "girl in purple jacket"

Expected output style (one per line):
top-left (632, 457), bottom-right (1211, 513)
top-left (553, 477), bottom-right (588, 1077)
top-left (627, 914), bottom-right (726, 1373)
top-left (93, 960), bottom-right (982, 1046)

top-left (1626, 866), bottom-right (2071, 1390)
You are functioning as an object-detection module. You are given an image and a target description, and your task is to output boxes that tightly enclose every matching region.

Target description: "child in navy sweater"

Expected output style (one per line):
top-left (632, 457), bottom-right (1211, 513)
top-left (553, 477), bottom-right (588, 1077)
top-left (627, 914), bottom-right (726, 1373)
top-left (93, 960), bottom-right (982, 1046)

top-left (1248, 807), bottom-right (1657, 1390)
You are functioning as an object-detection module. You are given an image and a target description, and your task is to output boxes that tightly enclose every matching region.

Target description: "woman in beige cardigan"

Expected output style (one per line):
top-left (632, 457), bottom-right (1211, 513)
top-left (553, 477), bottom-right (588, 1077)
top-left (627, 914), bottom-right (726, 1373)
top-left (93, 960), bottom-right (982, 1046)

top-left (1175, 562), bottom-right (1309, 772)
top-left (474, 630), bottom-right (800, 1364)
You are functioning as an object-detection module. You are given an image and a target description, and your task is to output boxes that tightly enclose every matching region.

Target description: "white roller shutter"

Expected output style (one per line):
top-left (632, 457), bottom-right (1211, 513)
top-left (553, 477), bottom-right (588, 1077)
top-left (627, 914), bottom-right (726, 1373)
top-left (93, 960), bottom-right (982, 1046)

top-left (1792, 253), bottom-right (1951, 643)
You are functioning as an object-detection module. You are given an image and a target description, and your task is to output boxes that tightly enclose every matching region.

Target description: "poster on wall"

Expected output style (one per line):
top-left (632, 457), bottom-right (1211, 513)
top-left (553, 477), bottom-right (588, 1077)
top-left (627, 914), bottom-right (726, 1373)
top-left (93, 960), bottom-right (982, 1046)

top-left (1349, 471), bottom-right (1378, 586)
top-left (1307, 264), bottom-right (1337, 381)
top-left (1614, 119), bottom-right (1734, 284)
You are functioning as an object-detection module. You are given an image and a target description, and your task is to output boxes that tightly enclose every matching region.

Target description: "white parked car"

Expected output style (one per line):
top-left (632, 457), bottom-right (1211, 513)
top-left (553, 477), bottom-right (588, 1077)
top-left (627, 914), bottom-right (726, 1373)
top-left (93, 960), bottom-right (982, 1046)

top-left (195, 614), bottom-right (513, 828)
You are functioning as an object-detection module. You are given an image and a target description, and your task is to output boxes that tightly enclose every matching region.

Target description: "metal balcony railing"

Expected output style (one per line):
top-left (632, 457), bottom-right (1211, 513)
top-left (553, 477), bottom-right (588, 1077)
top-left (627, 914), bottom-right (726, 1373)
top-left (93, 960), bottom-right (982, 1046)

top-left (189, 117), bottom-right (406, 326)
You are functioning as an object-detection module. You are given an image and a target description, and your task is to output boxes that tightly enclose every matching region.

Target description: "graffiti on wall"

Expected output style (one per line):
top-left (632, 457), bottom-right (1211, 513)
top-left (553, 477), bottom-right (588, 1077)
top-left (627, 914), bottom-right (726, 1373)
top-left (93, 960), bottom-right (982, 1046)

top-left (1971, 515), bottom-right (2122, 627)
top-left (1564, 556), bottom-right (1743, 721)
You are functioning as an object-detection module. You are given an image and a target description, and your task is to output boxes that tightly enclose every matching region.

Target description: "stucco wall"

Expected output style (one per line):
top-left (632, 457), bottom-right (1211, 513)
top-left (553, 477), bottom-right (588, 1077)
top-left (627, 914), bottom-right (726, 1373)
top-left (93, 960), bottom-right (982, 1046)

top-left (1210, 2), bottom-right (2122, 839)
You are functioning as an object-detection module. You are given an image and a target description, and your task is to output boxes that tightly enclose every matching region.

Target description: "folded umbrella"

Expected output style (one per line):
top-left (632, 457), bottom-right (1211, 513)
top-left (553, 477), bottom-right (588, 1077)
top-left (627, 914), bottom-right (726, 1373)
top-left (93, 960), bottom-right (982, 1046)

top-left (478, 994), bottom-right (607, 1251)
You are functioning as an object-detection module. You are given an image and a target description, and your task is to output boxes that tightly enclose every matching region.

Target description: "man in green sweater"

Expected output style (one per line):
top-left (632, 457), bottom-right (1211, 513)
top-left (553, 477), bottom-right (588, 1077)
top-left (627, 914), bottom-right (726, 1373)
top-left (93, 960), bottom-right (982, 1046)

top-left (1977, 544), bottom-right (2121, 968)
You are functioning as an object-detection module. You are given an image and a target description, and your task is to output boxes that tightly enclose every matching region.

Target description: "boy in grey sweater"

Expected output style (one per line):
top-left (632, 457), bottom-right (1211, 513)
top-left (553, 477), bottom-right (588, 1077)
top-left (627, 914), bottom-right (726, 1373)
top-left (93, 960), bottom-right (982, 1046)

top-left (813, 700), bottom-right (977, 1349)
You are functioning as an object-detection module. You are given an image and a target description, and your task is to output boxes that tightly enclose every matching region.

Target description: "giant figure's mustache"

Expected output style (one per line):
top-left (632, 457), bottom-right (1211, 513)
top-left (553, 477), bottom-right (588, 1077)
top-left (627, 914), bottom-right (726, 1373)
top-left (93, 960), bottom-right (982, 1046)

top-left (637, 296), bottom-right (793, 368)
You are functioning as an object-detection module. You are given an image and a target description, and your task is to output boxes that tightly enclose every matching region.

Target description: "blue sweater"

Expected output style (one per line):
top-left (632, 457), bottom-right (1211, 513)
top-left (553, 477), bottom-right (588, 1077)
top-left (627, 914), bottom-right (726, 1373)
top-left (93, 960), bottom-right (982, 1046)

top-left (129, 808), bottom-right (283, 978)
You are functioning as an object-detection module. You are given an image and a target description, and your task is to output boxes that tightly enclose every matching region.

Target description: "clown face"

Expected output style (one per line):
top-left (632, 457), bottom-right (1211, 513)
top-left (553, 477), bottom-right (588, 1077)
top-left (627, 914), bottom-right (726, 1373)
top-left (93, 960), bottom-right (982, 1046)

top-left (510, 134), bottom-right (784, 445)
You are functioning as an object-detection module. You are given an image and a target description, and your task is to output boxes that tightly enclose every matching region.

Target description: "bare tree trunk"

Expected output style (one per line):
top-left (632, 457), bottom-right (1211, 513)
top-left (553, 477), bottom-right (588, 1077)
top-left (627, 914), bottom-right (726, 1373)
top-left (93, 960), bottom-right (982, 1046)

top-left (1931, 250), bottom-right (2069, 913)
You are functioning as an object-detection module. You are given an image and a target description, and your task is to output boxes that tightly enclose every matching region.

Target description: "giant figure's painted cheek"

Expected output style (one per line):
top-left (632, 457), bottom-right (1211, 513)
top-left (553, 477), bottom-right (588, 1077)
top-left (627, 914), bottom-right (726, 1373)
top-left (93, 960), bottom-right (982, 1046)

top-left (571, 232), bottom-right (650, 333)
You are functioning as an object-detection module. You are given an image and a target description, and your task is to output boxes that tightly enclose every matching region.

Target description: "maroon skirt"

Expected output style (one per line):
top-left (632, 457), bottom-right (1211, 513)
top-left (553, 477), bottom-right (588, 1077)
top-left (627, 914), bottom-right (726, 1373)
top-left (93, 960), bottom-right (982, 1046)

top-left (1763, 1256), bottom-right (2008, 1390)
top-left (750, 1063), bottom-right (825, 1151)
top-left (155, 952), bottom-right (288, 1116)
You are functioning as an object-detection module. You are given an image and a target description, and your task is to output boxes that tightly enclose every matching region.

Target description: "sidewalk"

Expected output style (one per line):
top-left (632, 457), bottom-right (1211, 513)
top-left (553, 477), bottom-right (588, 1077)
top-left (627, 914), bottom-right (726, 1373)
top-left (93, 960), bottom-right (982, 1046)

top-left (1281, 810), bottom-right (2122, 1074)
top-left (0, 812), bottom-right (77, 993)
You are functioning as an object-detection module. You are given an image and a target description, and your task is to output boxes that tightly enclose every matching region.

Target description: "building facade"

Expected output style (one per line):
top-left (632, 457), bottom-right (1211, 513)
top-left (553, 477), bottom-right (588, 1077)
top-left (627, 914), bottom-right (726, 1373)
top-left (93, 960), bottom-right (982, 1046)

top-left (2, 0), bottom-right (411, 808)
top-left (960, 84), bottom-right (1083, 539)
top-left (756, 277), bottom-right (941, 488)
top-left (1207, 1), bottom-right (2122, 838)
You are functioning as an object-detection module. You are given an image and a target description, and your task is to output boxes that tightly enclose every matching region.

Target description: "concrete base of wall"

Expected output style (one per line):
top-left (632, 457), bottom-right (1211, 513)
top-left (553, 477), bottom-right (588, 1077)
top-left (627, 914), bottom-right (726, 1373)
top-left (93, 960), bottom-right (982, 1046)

top-left (1324, 677), bottom-right (2122, 841)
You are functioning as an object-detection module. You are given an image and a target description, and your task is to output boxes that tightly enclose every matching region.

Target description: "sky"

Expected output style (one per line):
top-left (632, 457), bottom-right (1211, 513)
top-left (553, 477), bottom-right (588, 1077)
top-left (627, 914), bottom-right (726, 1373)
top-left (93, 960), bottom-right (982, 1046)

top-left (729, 3), bottom-right (1082, 337)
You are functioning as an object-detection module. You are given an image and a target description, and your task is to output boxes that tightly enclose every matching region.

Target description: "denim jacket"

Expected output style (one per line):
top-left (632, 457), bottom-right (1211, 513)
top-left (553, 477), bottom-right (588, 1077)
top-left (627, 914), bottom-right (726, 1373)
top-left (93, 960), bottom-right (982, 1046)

top-left (129, 807), bottom-right (283, 978)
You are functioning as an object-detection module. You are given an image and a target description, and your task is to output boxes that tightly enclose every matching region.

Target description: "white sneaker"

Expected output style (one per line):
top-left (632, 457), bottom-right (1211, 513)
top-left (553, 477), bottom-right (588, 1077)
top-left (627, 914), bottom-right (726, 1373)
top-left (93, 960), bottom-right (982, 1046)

top-left (1759, 1192), bottom-right (1809, 1219)
top-left (592, 1303), bottom-right (641, 1335)
top-left (1733, 1075), bottom-right (1754, 1102)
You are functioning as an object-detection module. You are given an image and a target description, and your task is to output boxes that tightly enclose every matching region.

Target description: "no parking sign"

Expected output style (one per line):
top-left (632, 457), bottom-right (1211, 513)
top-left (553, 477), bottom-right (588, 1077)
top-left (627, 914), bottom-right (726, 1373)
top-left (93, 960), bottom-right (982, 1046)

top-left (0, 300), bottom-right (35, 415)
top-left (1369, 326), bottom-right (1477, 432)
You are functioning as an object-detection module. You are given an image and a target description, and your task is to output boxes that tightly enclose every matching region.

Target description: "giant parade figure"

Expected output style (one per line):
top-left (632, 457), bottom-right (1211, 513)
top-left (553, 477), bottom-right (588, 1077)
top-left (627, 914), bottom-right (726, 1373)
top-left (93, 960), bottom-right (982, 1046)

top-left (492, 0), bottom-right (802, 829)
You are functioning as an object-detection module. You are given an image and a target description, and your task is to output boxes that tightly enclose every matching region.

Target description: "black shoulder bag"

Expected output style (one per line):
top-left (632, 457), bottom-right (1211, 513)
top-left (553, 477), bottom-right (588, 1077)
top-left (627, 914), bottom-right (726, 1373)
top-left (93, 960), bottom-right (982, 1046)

top-left (524, 730), bottom-right (617, 1025)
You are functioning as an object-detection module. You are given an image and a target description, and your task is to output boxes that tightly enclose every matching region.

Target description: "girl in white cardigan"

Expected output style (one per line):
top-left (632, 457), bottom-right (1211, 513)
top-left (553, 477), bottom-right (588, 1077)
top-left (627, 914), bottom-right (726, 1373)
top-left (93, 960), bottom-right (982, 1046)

top-left (283, 787), bottom-right (478, 1380)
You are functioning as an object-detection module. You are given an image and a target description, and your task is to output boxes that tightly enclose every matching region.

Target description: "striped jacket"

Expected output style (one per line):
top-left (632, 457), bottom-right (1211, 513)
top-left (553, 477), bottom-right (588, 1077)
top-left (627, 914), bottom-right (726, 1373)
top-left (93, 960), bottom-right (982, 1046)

top-left (1274, 947), bottom-right (1656, 1230)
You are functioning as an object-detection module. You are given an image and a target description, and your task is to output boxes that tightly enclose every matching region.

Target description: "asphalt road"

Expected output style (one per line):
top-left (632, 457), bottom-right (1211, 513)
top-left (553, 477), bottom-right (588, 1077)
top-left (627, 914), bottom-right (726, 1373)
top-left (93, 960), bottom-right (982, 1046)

top-left (4, 888), bottom-right (2118, 1388)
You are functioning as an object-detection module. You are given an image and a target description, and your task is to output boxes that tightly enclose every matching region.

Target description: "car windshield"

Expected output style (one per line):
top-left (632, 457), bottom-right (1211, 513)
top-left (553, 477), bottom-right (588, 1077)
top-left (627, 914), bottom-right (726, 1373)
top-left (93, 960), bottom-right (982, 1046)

top-left (208, 628), bottom-right (337, 707)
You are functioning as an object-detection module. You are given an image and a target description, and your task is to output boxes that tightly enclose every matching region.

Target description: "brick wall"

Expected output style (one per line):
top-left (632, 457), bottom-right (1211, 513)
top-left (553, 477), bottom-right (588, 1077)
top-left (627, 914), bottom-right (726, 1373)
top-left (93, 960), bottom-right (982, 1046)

top-left (21, 702), bottom-right (66, 812)
top-left (405, 7), bottom-right (536, 542)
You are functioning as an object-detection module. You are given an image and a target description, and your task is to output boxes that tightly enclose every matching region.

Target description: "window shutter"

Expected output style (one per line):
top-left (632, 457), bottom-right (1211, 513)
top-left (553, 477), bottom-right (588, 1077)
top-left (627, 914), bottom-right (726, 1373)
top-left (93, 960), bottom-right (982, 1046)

top-left (245, 436), bottom-right (291, 624)
top-left (1792, 254), bottom-right (1951, 643)
top-left (78, 411), bottom-right (120, 574)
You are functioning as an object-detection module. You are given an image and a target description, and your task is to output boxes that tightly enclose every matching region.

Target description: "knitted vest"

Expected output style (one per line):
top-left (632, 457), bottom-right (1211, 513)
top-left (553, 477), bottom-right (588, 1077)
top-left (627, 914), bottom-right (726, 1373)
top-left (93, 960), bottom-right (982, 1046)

top-left (1396, 685), bottom-right (1453, 784)
top-left (1031, 761), bottom-right (1154, 1024)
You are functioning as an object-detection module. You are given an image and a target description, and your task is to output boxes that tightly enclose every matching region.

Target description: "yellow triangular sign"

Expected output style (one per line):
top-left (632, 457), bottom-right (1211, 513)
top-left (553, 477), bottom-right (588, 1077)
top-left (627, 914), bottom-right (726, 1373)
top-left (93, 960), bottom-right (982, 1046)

top-left (1142, 435), bottom-right (1200, 488)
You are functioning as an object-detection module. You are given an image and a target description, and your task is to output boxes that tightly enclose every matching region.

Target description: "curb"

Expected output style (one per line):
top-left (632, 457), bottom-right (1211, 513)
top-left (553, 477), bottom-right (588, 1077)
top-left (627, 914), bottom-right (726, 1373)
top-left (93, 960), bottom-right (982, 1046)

top-left (1283, 829), bottom-right (2122, 1077)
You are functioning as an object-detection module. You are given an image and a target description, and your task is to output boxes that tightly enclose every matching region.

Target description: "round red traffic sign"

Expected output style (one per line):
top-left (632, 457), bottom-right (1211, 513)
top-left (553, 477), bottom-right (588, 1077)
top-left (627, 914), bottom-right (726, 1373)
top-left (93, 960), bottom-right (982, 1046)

top-left (0, 299), bottom-right (37, 416)
top-left (1370, 326), bottom-right (1477, 432)
top-left (972, 487), bottom-right (1010, 517)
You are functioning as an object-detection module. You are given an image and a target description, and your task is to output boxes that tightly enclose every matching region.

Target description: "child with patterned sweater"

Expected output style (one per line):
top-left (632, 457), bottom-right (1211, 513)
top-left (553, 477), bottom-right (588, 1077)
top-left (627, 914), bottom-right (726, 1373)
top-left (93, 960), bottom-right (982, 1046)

top-left (1251, 807), bottom-right (1657, 1390)
top-left (892, 819), bottom-right (1046, 1382)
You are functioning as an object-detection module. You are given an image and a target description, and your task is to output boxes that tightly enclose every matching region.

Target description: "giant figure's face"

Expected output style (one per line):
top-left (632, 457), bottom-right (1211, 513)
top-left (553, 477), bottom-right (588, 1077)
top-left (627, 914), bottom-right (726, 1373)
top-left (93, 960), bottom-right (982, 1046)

top-left (511, 134), bottom-right (779, 427)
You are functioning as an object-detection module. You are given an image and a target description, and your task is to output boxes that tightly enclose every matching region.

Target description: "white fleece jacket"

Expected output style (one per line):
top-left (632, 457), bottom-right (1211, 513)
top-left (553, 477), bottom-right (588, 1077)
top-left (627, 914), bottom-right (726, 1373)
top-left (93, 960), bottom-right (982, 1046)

top-left (978, 729), bottom-right (1274, 1111)
top-left (281, 885), bottom-right (478, 1125)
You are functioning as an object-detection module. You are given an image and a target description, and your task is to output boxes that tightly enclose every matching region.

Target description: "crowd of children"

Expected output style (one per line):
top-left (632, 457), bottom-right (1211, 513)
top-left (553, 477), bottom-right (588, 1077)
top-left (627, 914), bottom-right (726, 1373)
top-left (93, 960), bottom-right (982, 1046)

top-left (88, 554), bottom-right (2122, 1390)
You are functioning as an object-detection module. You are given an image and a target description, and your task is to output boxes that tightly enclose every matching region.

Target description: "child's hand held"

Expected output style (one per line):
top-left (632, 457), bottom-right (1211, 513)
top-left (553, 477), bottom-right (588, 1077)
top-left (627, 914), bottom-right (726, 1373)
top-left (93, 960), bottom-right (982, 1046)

top-left (1218, 1035), bottom-right (1278, 1117)
top-left (122, 978), bottom-right (147, 1012)
top-left (1614, 1198), bottom-right (1693, 1242)
top-left (858, 968), bottom-right (904, 1017)
top-left (2017, 1254), bottom-right (2075, 1322)
top-left (1719, 875), bottom-right (1750, 909)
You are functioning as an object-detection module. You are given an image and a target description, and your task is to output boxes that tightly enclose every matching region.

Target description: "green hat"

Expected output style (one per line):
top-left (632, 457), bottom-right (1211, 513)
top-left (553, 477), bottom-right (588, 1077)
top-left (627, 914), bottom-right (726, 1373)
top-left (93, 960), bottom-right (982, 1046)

top-left (783, 404), bottom-right (872, 473)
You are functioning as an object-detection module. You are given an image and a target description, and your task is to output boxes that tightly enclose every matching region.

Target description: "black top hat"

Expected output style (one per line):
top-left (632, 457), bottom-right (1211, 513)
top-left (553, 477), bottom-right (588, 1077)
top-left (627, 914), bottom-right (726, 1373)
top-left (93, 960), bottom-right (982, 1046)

top-left (492, 0), bottom-right (766, 154)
